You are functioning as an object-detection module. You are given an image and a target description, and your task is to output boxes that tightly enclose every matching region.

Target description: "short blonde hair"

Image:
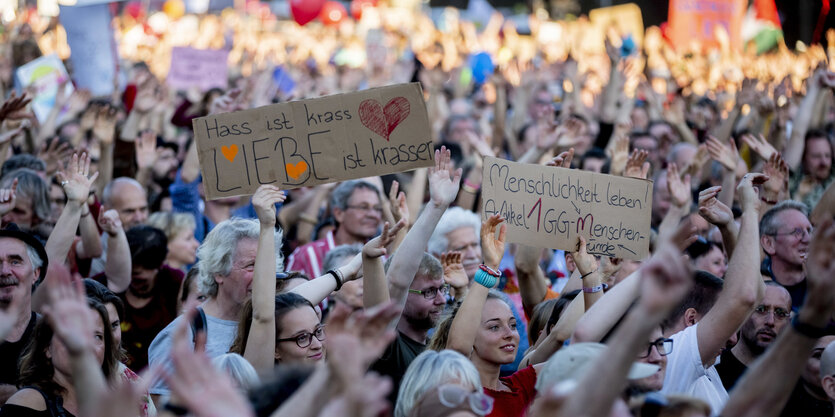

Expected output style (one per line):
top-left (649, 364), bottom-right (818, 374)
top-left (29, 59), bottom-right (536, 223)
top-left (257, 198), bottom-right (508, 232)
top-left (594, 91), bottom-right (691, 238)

top-left (147, 212), bottom-right (197, 240)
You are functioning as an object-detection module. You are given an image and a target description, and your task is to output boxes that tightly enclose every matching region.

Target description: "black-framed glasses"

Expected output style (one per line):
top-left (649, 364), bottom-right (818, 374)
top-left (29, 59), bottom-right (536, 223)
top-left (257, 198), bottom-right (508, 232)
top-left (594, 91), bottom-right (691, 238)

top-left (276, 325), bottom-right (326, 348)
top-left (753, 305), bottom-right (791, 320)
top-left (770, 227), bottom-right (813, 240)
top-left (345, 204), bottom-right (383, 214)
top-left (638, 338), bottom-right (673, 358)
top-left (409, 284), bottom-right (450, 299)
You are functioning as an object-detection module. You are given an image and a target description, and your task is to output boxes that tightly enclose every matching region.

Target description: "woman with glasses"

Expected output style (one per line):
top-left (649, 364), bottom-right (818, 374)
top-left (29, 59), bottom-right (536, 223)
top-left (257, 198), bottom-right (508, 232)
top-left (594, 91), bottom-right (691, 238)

top-left (396, 350), bottom-right (487, 417)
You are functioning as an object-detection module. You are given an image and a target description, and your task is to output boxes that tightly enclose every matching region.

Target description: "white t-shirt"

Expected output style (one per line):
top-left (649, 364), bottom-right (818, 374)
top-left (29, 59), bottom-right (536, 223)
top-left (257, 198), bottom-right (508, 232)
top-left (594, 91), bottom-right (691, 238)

top-left (661, 323), bottom-right (729, 416)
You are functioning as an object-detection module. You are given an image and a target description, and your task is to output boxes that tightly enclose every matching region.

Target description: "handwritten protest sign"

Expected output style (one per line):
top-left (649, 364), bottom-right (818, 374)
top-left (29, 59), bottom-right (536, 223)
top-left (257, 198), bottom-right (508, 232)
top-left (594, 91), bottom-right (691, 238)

top-left (481, 157), bottom-right (653, 260)
top-left (668, 0), bottom-right (746, 51)
top-left (167, 47), bottom-right (229, 92)
top-left (14, 54), bottom-right (74, 123)
top-left (59, 3), bottom-right (118, 97)
top-left (193, 83), bottom-right (434, 200)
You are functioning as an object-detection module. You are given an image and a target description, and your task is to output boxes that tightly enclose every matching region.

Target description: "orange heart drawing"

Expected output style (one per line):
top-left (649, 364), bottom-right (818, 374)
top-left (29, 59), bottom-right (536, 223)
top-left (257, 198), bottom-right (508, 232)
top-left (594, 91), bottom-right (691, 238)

top-left (286, 161), bottom-right (308, 180)
top-left (221, 145), bottom-right (238, 162)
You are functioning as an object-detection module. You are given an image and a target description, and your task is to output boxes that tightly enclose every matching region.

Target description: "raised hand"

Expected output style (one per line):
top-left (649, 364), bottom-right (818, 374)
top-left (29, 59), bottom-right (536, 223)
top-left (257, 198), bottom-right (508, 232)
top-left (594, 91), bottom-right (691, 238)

top-left (464, 130), bottom-right (496, 159)
top-left (666, 163), bottom-right (692, 209)
top-left (705, 135), bottom-right (739, 172)
top-left (741, 133), bottom-right (777, 161)
top-left (762, 153), bottom-right (788, 199)
top-left (698, 186), bottom-right (733, 226)
top-left (135, 130), bottom-right (159, 171)
top-left (387, 180), bottom-right (409, 224)
top-left (252, 184), bottom-right (286, 226)
top-left (571, 236), bottom-right (599, 276)
top-left (362, 219), bottom-right (406, 259)
top-left (480, 214), bottom-right (506, 271)
top-left (441, 251), bottom-right (469, 290)
top-left (638, 245), bottom-right (693, 317)
top-left (326, 301), bottom-right (400, 376)
top-left (737, 173), bottom-right (769, 213)
top-left (0, 91), bottom-right (32, 123)
top-left (546, 148), bottom-right (575, 168)
top-left (38, 138), bottom-right (74, 176)
top-left (166, 308), bottom-right (255, 417)
top-left (0, 124), bottom-right (25, 146)
top-left (428, 146), bottom-right (462, 208)
top-left (0, 178), bottom-right (17, 217)
top-left (805, 219), bottom-right (835, 309)
top-left (42, 264), bottom-right (96, 356)
top-left (98, 209), bottom-right (123, 236)
top-left (209, 88), bottom-right (243, 115)
top-left (92, 104), bottom-right (118, 144)
top-left (608, 133), bottom-right (629, 175)
top-left (57, 152), bottom-right (99, 204)
top-left (624, 149), bottom-right (650, 179)
top-left (683, 144), bottom-right (710, 179)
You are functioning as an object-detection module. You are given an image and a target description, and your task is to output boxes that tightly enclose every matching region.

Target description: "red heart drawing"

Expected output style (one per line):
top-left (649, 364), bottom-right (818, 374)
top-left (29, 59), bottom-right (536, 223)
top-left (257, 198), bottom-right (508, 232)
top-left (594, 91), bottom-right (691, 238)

top-left (358, 97), bottom-right (411, 141)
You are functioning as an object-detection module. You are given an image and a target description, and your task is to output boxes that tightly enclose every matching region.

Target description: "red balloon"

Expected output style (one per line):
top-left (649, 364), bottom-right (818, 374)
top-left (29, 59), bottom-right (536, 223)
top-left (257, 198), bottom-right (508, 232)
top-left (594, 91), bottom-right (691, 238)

top-left (350, 0), bottom-right (376, 20)
top-left (291, 0), bottom-right (325, 26)
top-left (320, 1), bottom-right (347, 26)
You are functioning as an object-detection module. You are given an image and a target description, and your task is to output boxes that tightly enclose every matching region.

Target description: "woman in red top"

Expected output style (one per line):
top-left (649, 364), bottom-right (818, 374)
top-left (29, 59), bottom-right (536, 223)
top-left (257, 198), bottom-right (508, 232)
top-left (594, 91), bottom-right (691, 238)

top-left (439, 215), bottom-right (542, 417)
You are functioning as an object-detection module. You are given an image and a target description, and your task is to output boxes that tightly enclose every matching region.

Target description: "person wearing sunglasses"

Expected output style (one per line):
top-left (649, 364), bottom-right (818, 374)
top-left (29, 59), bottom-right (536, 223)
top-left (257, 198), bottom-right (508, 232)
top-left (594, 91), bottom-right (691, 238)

top-left (716, 283), bottom-right (792, 391)
top-left (396, 350), bottom-right (483, 417)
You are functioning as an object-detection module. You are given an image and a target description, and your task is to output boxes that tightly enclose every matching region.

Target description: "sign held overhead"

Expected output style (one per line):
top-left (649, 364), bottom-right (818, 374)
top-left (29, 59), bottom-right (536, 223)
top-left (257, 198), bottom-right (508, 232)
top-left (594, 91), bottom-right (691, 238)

top-left (481, 157), bottom-right (653, 260)
top-left (193, 83), bottom-right (434, 200)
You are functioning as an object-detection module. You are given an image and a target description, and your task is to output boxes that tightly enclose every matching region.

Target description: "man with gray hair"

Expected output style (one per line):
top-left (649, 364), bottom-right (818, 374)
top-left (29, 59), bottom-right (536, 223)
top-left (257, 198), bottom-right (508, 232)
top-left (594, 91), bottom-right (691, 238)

top-left (0, 224), bottom-right (47, 405)
top-left (760, 200), bottom-right (813, 309)
top-left (147, 216), bottom-right (283, 401)
top-left (287, 179), bottom-right (382, 278)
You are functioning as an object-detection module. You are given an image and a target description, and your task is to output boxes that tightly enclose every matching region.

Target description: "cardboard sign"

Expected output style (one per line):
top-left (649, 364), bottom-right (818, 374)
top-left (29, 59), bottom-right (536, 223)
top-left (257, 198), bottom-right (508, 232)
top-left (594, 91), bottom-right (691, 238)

top-left (59, 3), bottom-right (118, 97)
top-left (193, 83), bottom-right (434, 199)
top-left (167, 47), bottom-right (229, 92)
top-left (589, 3), bottom-right (644, 47)
top-left (14, 54), bottom-right (74, 123)
top-left (668, 0), bottom-right (746, 50)
top-left (481, 157), bottom-right (653, 260)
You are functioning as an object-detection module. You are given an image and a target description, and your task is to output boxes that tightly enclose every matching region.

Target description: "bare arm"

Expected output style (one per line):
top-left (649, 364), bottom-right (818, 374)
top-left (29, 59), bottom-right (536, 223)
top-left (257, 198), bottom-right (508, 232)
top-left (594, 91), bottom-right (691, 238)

top-left (698, 186), bottom-right (739, 258)
top-left (696, 174), bottom-right (767, 366)
top-left (45, 153), bottom-right (98, 265)
top-left (515, 244), bottom-right (548, 316)
top-left (291, 254), bottom-right (361, 305)
top-left (270, 365), bottom-right (336, 417)
top-left (362, 220), bottom-right (406, 308)
top-left (75, 205), bottom-right (103, 259)
top-left (571, 269), bottom-right (641, 343)
top-left (722, 219), bottom-right (835, 417)
top-left (99, 210), bottom-right (131, 293)
top-left (784, 71), bottom-right (823, 170)
top-left (243, 185), bottom-right (285, 374)
top-left (181, 138), bottom-right (201, 184)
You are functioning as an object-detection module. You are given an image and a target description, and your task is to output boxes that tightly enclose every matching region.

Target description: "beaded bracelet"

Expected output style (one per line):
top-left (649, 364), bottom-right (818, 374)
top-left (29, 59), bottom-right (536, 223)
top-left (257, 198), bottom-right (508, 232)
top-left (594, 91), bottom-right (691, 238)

top-left (479, 264), bottom-right (501, 277)
top-left (474, 268), bottom-right (499, 288)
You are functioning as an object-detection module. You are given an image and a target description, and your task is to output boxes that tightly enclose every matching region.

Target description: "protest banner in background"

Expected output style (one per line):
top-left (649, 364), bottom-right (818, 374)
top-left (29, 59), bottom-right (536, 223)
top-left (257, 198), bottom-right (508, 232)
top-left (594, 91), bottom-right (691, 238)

top-left (193, 83), bottom-right (434, 200)
top-left (668, 0), bottom-right (746, 51)
top-left (14, 54), bottom-right (74, 123)
top-left (167, 47), bottom-right (229, 92)
top-left (481, 157), bottom-right (653, 261)
top-left (589, 3), bottom-right (644, 47)
top-left (59, 3), bottom-right (118, 97)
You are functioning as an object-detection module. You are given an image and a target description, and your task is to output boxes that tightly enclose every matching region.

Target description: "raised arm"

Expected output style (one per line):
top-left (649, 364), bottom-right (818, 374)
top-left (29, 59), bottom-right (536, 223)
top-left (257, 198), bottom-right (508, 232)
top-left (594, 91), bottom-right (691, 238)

top-left (572, 237), bottom-right (603, 312)
top-left (554, 245), bottom-right (693, 417)
top-left (362, 219), bottom-right (406, 308)
top-left (784, 70), bottom-right (823, 171)
top-left (706, 135), bottom-right (742, 208)
top-left (99, 210), bottom-right (131, 293)
top-left (45, 153), bottom-right (98, 264)
top-left (447, 215), bottom-right (505, 355)
top-left (380, 147), bottom-right (461, 320)
top-left (698, 186), bottom-right (739, 258)
top-left (514, 244), bottom-right (548, 317)
top-left (696, 174), bottom-right (767, 366)
top-left (290, 254), bottom-right (361, 306)
top-left (722, 219), bottom-right (835, 417)
top-left (658, 163), bottom-right (692, 243)
top-left (243, 185), bottom-right (286, 374)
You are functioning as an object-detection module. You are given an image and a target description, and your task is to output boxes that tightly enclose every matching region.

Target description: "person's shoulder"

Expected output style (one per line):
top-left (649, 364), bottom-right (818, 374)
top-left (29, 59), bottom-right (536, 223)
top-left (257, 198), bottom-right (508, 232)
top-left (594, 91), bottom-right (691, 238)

top-left (149, 315), bottom-right (185, 352)
top-left (4, 388), bottom-right (47, 411)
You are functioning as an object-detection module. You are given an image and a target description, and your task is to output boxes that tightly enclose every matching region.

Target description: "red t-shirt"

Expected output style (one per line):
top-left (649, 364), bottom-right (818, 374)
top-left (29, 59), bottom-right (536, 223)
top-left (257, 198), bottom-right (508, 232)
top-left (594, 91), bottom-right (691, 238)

top-left (484, 366), bottom-right (538, 417)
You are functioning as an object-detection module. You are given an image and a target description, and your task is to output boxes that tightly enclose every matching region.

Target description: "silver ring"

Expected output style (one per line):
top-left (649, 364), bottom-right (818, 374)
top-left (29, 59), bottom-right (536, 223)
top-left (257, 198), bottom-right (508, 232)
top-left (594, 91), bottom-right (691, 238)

top-left (61, 181), bottom-right (68, 186)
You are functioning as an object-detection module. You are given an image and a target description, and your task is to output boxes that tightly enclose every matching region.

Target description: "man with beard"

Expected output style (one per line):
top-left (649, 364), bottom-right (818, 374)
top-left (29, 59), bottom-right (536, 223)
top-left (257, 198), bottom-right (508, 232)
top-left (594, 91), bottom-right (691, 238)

top-left (95, 225), bottom-right (183, 370)
top-left (287, 180), bottom-right (383, 278)
top-left (760, 201), bottom-right (813, 310)
top-left (716, 283), bottom-right (793, 390)
top-left (788, 130), bottom-right (834, 209)
top-left (368, 147), bottom-right (460, 404)
top-left (0, 224), bottom-right (47, 405)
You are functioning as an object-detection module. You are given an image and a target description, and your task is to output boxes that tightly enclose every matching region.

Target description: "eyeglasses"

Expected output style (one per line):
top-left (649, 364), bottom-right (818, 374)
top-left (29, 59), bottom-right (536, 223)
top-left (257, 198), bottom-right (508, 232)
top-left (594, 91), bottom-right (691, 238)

top-left (638, 338), bottom-right (673, 358)
top-left (770, 227), bottom-right (814, 240)
top-left (753, 305), bottom-right (791, 320)
top-left (409, 284), bottom-right (450, 299)
top-left (345, 204), bottom-right (383, 215)
top-left (276, 325), bottom-right (326, 348)
top-left (437, 384), bottom-right (494, 416)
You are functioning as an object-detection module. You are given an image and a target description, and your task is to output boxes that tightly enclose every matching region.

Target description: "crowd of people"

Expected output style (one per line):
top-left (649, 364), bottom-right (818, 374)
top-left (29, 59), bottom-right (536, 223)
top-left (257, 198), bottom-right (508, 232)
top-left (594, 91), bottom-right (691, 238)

top-left (0, 2), bottom-right (834, 417)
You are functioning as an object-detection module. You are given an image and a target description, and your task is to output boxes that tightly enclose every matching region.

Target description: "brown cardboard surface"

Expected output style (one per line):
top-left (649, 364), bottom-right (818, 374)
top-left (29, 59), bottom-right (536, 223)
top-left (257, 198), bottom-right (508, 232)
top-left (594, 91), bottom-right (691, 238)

top-left (481, 157), bottom-right (653, 260)
top-left (193, 83), bottom-right (434, 199)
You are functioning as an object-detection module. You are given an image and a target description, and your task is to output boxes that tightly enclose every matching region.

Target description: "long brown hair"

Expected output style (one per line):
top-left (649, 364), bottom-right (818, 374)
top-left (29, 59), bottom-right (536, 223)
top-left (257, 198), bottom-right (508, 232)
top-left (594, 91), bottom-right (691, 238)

top-left (229, 293), bottom-right (315, 359)
top-left (17, 299), bottom-right (120, 397)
